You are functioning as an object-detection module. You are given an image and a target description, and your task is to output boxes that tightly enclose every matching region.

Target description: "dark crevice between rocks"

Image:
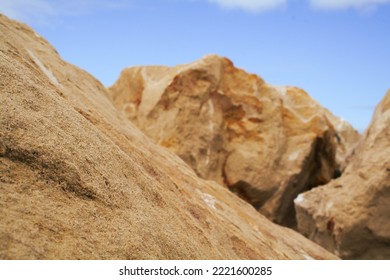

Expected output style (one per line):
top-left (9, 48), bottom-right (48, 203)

top-left (278, 132), bottom-right (337, 228)
top-left (332, 169), bottom-right (342, 179)
top-left (228, 180), bottom-right (276, 211)
top-left (219, 130), bottom-right (337, 230)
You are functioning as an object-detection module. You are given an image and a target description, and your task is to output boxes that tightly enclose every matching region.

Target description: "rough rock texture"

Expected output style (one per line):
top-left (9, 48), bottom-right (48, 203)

top-left (108, 55), bottom-right (358, 227)
top-left (0, 14), bottom-right (338, 260)
top-left (295, 90), bottom-right (390, 259)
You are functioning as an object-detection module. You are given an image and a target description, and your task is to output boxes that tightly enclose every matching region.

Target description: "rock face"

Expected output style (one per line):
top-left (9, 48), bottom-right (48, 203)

top-left (295, 90), bottom-right (390, 259)
top-left (0, 14), bottom-right (338, 259)
top-left (323, 111), bottom-right (360, 173)
top-left (108, 55), bottom-right (358, 227)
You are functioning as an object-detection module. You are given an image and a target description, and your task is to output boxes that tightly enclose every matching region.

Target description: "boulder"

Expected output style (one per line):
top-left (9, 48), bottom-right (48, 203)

top-left (0, 14), bottom-right (337, 260)
top-left (108, 55), bottom-right (358, 227)
top-left (295, 90), bottom-right (390, 259)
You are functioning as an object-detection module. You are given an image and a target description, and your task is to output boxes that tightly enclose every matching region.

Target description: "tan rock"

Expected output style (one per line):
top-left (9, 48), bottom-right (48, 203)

top-left (323, 110), bottom-right (360, 173)
top-left (295, 90), bottom-right (390, 259)
top-left (109, 55), bottom-right (357, 227)
top-left (0, 14), bottom-right (337, 260)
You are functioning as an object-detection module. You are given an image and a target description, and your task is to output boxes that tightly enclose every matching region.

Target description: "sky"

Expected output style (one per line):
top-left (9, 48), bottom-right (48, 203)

top-left (1, 0), bottom-right (390, 131)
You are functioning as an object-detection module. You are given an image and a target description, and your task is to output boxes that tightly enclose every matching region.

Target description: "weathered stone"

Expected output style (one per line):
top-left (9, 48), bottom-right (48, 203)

top-left (109, 55), bottom-right (357, 227)
top-left (0, 14), bottom-right (337, 260)
top-left (295, 90), bottom-right (390, 259)
top-left (323, 110), bottom-right (360, 173)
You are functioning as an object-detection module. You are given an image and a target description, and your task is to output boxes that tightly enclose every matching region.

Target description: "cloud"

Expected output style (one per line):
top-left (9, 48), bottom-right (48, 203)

top-left (208, 0), bottom-right (287, 12)
top-left (309, 0), bottom-right (390, 10)
top-left (2, 0), bottom-right (390, 22)
top-left (0, 0), bottom-right (55, 20)
top-left (0, 0), bottom-right (131, 24)
top-left (208, 0), bottom-right (390, 12)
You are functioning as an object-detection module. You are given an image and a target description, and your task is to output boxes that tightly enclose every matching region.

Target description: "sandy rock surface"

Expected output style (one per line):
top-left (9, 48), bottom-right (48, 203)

top-left (295, 90), bottom-right (390, 259)
top-left (0, 14), bottom-right (338, 260)
top-left (109, 55), bottom-right (358, 227)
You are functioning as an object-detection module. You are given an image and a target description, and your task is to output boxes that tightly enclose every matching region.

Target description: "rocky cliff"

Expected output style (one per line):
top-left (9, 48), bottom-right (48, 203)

top-left (295, 90), bottom-right (390, 259)
top-left (108, 56), bottom-right (359, 227)
top-left (0, 14), bottom-right (337, 259)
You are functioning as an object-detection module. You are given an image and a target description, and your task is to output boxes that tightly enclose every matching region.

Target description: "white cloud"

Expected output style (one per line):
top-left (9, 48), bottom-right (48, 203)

top-left (208, 0), bottom-right (287, 12)
top-left (0, 0), bottom-right (56, 20)
top-left (309, 0), bottom-right (390, 10)
top-left (0, 0), bottom-right (131, 23)
top-left (2, 0), bottom-right (390, 22)
top-left (208, 0), bottom-right (390, 12)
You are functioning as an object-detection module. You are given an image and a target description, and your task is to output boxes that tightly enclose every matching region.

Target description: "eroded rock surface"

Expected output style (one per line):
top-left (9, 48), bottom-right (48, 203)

top-left (108, 55), bottom-right (358, 226)
top-left (0, 14), bottom-right (337, 260)
top-left (295, 90), bottom-right (390, 259)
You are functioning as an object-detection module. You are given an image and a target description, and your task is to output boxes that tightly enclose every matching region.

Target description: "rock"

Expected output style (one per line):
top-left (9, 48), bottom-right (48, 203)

top-left (108, 55), bottom-right (357, 227)
top-left (0, 14), bottom-right (337, 260)
top-left (323, 110), bottom-right (360, 174)
top-left (295, 90), bottom-right (390, 259)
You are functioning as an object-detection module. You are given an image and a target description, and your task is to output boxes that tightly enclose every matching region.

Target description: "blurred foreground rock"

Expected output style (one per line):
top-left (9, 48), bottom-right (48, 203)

top-left (295, 90), bottom-right (390, 259)
top-left (0, 14), bottom-right (338, 260)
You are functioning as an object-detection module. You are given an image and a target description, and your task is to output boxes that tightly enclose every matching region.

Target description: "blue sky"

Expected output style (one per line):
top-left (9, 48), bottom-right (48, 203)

top-left (1, 0), bottom-right (390, 131)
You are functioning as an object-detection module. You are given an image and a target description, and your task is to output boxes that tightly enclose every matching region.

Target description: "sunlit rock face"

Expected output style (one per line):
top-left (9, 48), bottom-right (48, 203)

top-left (295, 90), bottom-right (390, 259)
top-left (0, 14), bottom-right (338, 260)
top-left (109, 55), bottom-right (357, 227)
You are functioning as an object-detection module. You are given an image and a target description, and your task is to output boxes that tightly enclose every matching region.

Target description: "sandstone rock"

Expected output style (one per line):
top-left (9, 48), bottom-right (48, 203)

top-left (323, 110), bottom-right (360, 173)
top-left (295, 90), bottom-right (390, 259)
top-left (0, 14), bottom-right (337, 260)
top-left (108, 55), bottom-right (357, 227)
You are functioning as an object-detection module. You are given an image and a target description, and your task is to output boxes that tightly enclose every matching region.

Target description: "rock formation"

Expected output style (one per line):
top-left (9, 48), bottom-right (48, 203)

top-left (0, 14), bottom-right (337, 259)
top-left (295, 90), bottom-right (390, 259)
top-left (108, 55), bottom-right (358, 227)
